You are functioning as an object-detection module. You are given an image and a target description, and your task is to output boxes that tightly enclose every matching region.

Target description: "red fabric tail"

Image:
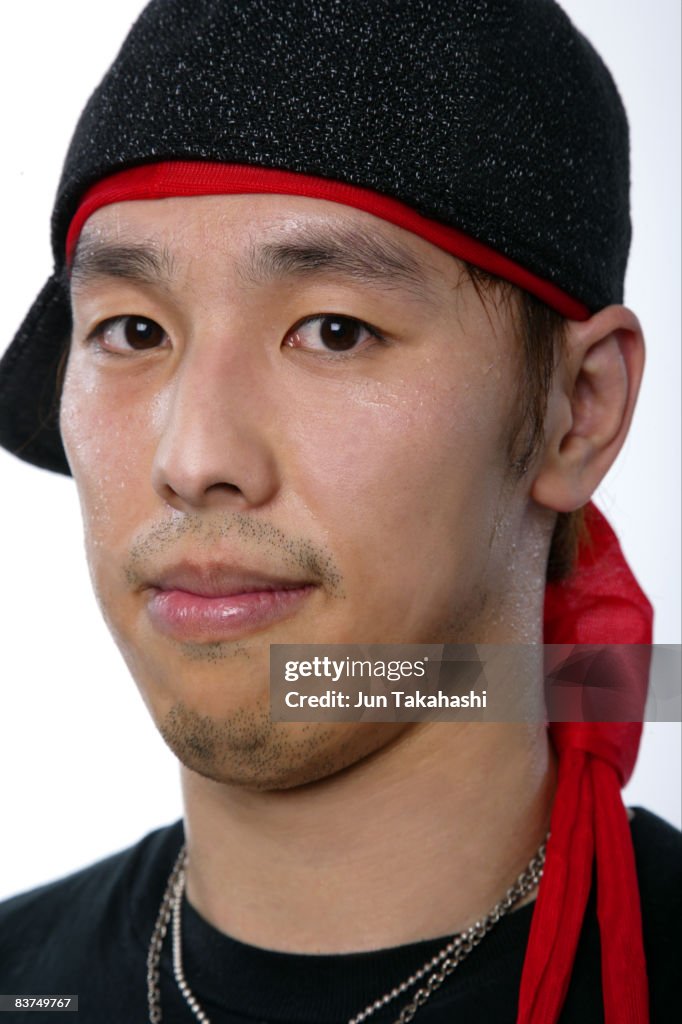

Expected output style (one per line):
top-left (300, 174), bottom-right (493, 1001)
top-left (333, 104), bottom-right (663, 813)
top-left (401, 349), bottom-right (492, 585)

top-left (516, 750), bottom-right (594, 1021)
top-left (592, 758), bottom-right (649, 1023)
top-left (518, 502), bottom-right (652, 1024)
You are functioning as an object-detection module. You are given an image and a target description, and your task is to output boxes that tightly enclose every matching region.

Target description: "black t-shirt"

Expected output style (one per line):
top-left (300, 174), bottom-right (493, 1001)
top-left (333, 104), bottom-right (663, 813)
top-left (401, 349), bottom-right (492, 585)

top-left (0, 808), bottom-right (679, 1023)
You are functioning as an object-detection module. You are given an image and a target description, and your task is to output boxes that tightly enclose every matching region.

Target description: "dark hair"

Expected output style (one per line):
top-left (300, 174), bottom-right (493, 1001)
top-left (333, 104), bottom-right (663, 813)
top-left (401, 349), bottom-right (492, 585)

top-left (463, 265), bottom-right (587, 582)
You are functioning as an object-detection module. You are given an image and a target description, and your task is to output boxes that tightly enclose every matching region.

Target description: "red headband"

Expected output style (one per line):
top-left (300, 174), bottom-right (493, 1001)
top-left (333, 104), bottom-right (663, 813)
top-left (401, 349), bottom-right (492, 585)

top-left (66, 161), bottom-right (591, 321)
top-left (67, 162), bottom-right (649, 1023)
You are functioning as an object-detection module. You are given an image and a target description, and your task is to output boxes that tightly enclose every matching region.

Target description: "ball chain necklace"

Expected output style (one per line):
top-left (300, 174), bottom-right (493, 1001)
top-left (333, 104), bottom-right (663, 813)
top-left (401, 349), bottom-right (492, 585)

top-left (147, 835), bottom-right (548, 1024)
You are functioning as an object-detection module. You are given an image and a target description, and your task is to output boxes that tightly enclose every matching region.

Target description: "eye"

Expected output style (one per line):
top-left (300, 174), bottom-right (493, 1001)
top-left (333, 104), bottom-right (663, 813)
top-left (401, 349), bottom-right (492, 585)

top-left (283, 314), bottom-right (381, 354)
top-left (89, 315), bottom-right (168, 352)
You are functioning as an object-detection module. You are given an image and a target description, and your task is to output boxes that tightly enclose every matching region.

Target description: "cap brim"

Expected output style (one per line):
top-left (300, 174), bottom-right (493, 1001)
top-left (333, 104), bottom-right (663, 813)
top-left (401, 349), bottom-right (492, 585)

top-left (0, 273), bottom-right (72, 475)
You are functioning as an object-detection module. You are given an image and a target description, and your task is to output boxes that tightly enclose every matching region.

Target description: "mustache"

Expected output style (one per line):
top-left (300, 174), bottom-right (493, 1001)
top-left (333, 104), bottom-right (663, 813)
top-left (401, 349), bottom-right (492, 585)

top-left (122, 510), bottom-right (344, 595)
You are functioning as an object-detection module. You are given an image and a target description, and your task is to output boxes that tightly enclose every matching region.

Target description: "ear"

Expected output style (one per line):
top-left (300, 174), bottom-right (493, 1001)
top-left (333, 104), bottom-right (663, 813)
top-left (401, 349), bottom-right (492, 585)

top-left (531, 306), bottom-right (645, 513)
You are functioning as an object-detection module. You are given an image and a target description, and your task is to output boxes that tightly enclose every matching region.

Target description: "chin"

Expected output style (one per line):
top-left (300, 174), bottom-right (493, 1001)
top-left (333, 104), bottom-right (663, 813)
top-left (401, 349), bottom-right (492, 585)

top-left (159, 701), bottom-right (402, 791)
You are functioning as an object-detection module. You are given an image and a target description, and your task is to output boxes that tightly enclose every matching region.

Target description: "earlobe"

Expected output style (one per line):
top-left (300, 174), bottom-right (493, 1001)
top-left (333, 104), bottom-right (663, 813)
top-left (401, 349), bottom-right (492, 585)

top-left (531, 306), bottom-right (645, 513)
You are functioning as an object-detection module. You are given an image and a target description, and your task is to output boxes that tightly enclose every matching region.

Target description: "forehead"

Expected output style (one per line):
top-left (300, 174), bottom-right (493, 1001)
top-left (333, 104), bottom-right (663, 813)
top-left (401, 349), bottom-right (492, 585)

top-left (71, 193), bottom-right (463, 305)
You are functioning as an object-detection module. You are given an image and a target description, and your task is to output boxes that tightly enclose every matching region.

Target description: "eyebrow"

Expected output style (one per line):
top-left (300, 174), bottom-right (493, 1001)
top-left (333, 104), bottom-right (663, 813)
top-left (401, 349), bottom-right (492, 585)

top-left (240, 223), bottom-right (438, 300)
top-left (69, 222), bottom-right (442, 303)
top-left (70, 238), bottom-right (176, 290)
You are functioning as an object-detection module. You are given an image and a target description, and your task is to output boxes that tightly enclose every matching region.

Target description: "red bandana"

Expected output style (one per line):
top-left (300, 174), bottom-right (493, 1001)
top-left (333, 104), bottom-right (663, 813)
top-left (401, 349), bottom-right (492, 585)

top-left (65, 162), bottom-right (590, 321)
top-left (69, 165), bottom-right (651, 1024)
top-left (530, 503), bottom-right (651, 1023)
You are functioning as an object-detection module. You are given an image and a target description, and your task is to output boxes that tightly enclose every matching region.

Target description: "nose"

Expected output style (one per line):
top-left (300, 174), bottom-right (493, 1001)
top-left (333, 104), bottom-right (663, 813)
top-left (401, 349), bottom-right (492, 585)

top-left (151, 329), bottom-right (281, 512)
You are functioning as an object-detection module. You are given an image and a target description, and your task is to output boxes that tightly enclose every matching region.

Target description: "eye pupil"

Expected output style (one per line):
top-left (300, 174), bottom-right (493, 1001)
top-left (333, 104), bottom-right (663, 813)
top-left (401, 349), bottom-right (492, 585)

top-left (320, 316), bottom-right (360, 351)
top-left (124, 317), bottom-right (162, 349)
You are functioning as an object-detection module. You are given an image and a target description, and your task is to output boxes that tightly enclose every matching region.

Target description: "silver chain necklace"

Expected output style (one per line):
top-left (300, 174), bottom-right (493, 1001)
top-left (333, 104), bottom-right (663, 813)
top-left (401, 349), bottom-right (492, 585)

top-left (147, 835), bottom-right (548, 1024)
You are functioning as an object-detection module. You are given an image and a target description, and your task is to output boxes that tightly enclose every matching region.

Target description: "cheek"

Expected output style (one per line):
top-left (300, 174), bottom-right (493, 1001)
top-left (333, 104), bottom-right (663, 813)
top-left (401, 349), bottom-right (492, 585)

top-left (59, 356), bottom-right (155, 576)
top-left (288, 363), bottom-right (510, 577)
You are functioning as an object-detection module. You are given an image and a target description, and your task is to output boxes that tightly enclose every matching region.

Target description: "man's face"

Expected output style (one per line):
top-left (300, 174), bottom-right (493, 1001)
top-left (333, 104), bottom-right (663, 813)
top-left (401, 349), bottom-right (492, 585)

top-left (61, 194), bottom-right (539, 788)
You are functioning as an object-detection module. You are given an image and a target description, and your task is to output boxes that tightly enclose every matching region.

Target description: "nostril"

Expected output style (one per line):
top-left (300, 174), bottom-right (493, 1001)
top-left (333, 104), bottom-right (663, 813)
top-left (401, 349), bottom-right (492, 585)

top-left (161, 479), bottom-right (243, 509)
top-left (206, 482), bottom-right (242, 496)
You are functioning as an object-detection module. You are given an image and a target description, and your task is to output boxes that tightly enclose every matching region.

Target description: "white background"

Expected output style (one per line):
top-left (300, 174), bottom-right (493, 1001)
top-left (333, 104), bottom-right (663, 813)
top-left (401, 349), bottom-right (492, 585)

top-left (0, 1), bottom-right (679, 901)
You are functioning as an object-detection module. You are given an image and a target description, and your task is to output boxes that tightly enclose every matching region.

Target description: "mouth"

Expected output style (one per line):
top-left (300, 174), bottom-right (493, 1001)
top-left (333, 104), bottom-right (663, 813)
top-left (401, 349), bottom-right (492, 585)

top-left (142, 562), bottom-right (317, 642)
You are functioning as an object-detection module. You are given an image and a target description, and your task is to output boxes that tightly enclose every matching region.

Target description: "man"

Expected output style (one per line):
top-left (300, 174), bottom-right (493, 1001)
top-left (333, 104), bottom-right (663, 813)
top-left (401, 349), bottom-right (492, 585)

top-left (0, 2), bottom-right (679, 1023)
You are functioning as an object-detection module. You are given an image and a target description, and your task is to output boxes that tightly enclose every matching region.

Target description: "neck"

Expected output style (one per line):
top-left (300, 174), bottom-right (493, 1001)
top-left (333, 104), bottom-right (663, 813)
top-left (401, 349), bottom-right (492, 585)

top-left (181, 720), bottom-right (556, 954)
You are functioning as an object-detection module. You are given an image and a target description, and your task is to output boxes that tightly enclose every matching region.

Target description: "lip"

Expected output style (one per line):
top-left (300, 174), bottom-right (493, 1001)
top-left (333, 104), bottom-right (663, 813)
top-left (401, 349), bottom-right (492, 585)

top-left (142, 562), bottom-right (316, 641)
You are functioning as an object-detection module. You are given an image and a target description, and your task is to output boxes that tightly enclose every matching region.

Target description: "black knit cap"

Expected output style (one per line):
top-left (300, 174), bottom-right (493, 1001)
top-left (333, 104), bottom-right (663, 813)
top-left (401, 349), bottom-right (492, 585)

top-left (0, 0), bottom-right (630, 475)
